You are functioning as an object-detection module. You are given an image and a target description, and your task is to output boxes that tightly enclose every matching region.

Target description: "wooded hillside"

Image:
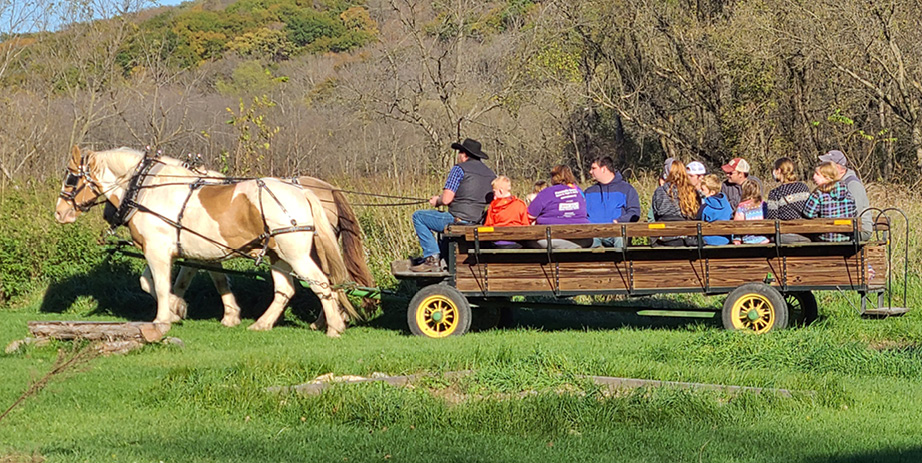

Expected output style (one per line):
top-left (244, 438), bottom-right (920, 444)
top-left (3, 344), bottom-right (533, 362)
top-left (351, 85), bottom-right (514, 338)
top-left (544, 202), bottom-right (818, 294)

top-left (1, 0), bottom-right (920, 187)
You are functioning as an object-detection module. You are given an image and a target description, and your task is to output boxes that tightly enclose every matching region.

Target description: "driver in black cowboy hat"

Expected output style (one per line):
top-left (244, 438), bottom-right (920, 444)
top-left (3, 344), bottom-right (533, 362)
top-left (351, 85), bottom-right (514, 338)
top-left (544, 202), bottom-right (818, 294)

top-left (410, 138), bottom-right (497, 272)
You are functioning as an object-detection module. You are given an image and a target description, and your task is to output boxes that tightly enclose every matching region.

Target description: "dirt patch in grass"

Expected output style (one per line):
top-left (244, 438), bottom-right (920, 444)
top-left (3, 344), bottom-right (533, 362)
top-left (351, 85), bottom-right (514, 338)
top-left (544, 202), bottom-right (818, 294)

top-left (0, 452), bottom-right (44, 463)
top-left (868, 339), bottom-right (917, 351)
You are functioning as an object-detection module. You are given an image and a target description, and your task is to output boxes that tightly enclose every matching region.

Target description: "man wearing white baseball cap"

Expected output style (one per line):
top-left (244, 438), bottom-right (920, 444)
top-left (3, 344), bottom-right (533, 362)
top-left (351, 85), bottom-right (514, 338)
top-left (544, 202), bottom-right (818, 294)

top-left (819, 150), bottom-right (871, 239)
top-left (720, 157), bottom-right (763, 210)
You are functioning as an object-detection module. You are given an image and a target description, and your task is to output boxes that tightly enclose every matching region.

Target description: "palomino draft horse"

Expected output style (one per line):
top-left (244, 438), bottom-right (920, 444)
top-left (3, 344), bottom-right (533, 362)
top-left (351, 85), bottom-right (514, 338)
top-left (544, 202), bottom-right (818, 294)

top-left (124, 153), bottom-right (376, 327)
top-left (54, 146), bottom-right (357, 336)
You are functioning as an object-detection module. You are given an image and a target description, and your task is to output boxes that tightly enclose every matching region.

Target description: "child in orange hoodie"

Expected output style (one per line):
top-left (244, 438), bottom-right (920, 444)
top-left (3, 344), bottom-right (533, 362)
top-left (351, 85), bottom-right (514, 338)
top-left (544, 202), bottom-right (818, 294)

top-left (485, 176), bottom-right (529, 227)
top-left (485, 176), bottom-right (529, 249)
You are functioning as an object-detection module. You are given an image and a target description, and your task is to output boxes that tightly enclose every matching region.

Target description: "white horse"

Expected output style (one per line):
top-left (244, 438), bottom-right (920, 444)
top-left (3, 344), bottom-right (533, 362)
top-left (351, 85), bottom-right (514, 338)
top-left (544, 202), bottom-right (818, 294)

top-left (54, 146), bottom-right (356, 336)
top-left (115, 152), bottom-right (376, 328)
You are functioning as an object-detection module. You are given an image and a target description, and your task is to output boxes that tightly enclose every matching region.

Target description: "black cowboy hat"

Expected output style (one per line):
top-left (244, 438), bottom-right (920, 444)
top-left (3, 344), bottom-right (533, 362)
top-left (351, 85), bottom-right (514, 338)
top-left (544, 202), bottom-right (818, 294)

top-left (451, 138), bottom-right (489, 160)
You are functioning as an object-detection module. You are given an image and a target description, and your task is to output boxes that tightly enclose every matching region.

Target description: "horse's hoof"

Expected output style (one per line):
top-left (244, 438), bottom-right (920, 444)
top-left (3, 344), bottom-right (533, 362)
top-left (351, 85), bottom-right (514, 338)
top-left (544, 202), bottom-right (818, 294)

top-left (222, 317), bottom-right (241, 327)
top-left (169, 299), bottom-right (188, 319)
top-left (248, 322), bottom-right (271, 331)
top-left (325, 330), bottom-right (342, 338)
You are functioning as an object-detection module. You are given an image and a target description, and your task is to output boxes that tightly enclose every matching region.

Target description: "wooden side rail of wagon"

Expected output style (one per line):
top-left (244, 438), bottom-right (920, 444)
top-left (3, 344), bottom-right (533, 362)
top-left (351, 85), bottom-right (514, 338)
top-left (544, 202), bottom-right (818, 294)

top-left (446, 218), bottom-right (877, 245)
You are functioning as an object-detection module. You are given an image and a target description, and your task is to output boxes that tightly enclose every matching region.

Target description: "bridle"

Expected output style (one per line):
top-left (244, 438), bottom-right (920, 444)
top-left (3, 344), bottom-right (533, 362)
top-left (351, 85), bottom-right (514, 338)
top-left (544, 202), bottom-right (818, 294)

top-left (59, 152), bottom-right (106, 212)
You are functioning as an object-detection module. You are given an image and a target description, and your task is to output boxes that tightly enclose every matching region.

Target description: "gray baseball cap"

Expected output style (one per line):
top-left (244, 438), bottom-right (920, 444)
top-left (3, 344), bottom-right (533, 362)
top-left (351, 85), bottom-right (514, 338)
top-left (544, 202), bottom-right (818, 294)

top-left (819, 150), bottom-right (847, 167)
top-left (662, 157), bottom-right (675, 179)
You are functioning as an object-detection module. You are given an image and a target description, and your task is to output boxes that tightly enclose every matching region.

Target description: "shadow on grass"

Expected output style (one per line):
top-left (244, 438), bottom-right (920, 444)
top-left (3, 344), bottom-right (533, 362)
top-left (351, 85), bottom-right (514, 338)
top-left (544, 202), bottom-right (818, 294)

top-left (487, 297), bottom-right (722, 332)
top-left (805, 448), bottom-right (922, 463)
top-left (367, 280), bottom-right (724, 335)
top-left (38, 257), bottom-right (726, 334)
top-left (38, 257), bottom-right (330, 326)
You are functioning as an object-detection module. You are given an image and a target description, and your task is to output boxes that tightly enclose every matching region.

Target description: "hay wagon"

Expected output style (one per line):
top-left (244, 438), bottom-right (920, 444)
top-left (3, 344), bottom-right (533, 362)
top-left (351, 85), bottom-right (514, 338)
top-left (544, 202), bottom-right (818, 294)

top-left (393, 214), bottom-right (908, 338)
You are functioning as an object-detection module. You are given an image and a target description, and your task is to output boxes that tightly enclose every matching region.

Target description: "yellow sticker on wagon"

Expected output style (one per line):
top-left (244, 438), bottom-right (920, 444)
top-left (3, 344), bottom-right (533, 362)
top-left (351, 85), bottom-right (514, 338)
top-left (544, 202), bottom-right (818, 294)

top-left (477, 227), bottom-right (495, 233)
top-left (834, 220), bottom-right (852, 225)
top-left (648, 223), bottom-right (665, 229)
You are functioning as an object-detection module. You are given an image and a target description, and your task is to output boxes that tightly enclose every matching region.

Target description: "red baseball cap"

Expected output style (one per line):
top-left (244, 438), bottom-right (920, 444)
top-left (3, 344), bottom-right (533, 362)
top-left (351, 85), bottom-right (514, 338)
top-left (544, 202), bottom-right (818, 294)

top-left (721, 158), bottom-right (750, 174)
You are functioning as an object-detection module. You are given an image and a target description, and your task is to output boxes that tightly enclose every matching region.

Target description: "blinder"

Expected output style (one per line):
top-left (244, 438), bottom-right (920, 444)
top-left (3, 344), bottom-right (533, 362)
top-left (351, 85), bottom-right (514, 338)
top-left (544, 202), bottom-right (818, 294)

top-left (59, 158), bottom-right (104, 212)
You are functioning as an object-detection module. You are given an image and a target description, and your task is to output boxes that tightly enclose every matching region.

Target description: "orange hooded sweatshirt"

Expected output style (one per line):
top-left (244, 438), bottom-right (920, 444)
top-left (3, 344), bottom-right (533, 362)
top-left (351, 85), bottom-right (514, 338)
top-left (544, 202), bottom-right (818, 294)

top-left (485, 196), bottom-right (529, 227)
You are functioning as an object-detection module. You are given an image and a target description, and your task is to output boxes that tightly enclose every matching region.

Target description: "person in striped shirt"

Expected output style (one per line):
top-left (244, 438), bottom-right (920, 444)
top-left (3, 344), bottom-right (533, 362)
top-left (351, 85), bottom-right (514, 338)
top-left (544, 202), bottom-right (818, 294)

top-left (766, 157), bottom-right (811, 243)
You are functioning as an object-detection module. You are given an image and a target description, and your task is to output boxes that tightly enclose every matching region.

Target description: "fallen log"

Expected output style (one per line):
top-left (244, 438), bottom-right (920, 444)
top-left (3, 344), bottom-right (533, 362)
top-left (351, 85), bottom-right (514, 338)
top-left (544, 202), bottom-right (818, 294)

top-left (28, 321), bottom-right (170, 343)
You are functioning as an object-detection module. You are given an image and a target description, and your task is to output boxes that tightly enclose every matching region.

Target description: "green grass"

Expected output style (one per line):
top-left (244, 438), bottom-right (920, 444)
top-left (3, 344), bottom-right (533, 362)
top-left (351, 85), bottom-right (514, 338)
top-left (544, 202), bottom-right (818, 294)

top-left (4, 289), bottom-right (922, 462)
top-left (4, 179), bottom-right (922, 461)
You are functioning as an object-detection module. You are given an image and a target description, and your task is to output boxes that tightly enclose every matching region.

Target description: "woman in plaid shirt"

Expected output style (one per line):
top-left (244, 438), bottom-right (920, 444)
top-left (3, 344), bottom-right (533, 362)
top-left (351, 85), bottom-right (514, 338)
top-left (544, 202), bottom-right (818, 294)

top-left (803, 161), bottom-right (857, 242)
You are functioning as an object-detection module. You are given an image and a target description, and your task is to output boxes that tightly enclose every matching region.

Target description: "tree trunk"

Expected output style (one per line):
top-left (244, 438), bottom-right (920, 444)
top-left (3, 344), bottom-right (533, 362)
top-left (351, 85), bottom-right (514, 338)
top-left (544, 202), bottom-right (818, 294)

top-left (913, 124), bottom-right (922, 168)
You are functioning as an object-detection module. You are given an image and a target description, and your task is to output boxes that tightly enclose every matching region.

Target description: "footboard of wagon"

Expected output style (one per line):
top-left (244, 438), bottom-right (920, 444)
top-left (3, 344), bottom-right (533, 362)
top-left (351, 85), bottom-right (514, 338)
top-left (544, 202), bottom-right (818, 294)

top-left (446, 220), bottom-right (888, 296)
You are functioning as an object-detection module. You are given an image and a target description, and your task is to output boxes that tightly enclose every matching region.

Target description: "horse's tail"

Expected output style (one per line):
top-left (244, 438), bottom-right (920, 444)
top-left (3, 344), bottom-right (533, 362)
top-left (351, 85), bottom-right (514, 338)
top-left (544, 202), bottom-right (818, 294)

top-left (303, 189), bottom-right (359, 322)
top-left (331, 188), bottom-right (378, 312)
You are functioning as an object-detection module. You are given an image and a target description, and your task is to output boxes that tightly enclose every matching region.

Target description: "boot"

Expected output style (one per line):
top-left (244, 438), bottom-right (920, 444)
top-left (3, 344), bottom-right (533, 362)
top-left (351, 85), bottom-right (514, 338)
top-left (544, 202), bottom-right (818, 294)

top-left (410, 255), bottom-right (442, 272)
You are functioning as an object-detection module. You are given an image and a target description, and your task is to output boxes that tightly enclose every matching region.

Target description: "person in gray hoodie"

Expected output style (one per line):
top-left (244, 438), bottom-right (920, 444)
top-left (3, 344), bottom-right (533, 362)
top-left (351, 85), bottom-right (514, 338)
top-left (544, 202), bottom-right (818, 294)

top-left (818, 150), bottom-right (871, 240)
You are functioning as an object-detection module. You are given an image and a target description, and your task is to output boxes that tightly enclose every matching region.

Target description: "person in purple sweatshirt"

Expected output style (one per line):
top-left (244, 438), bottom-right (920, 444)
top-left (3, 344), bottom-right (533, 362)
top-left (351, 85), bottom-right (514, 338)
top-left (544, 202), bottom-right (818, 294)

top-left (527, 164), bottom-right (592, 248)
top-left (585, 156), bottom-right (640, 247)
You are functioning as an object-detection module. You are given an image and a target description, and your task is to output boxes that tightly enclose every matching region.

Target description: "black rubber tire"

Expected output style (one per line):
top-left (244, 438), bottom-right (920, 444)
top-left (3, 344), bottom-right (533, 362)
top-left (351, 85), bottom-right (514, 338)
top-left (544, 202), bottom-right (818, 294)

top-left (722, 283), bottom-right (788, 333)
top-left (407, 284), bottom-right (472, 338)
top-left (469, 298), bottom-right (515, 331)
top-left (785, 291), bottom-right (818, 327)
top-left (471, 306), bottom-right (501, 332)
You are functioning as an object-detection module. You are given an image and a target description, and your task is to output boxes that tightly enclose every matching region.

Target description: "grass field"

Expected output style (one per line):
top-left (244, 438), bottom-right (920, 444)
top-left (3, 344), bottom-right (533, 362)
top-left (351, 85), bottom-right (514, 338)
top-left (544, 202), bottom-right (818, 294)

top-left (3, 178), bottom-right (922, 462)
top-left (3, 284), bottom-right (922, 462)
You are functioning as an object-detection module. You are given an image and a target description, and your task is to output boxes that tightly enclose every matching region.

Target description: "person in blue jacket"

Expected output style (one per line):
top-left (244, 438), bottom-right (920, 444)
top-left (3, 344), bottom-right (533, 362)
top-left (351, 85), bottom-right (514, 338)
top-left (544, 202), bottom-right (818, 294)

top-left (696, 174), bottom-right (733, 245)
top-left (585, 156), bottom-right (641, 247)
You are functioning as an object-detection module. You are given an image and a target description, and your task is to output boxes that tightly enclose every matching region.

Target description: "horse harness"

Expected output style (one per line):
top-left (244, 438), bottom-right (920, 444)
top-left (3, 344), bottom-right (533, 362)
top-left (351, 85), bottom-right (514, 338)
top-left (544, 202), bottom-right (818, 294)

top-left (91, 155), bottom-right (316, 266)
top-left (59, 151), bottom-right (108, 212)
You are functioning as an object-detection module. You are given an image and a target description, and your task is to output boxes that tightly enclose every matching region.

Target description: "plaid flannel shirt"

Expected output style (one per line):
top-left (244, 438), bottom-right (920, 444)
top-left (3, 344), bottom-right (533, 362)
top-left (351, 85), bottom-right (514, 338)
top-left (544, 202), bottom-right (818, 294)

top-left (802, 182), bottom-right (857, 241)
top-left (443, 166), bottom-right (464, 192)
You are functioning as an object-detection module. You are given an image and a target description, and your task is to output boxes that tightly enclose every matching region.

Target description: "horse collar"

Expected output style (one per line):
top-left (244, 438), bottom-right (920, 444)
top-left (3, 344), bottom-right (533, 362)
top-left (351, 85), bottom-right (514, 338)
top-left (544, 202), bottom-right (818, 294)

top-left (108, 156), bottom-right (158, 230)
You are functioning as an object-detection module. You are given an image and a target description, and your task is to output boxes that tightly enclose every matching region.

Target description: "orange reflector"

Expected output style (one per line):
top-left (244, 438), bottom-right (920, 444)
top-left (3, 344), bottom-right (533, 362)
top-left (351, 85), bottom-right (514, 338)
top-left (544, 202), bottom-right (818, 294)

top-left (477, 227), bottom-right (495, 233)
top-left (834, 220), bottom-right (852, 225)
top-left (648, 223), bottom-right (665, 229)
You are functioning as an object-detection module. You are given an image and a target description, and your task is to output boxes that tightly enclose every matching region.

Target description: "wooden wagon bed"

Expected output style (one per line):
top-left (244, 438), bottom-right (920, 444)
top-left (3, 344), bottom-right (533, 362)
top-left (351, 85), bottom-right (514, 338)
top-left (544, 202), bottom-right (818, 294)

top-left (393, 215), bottom-right (908, 338)
top-left (443, 219), bottom-right (887, 297)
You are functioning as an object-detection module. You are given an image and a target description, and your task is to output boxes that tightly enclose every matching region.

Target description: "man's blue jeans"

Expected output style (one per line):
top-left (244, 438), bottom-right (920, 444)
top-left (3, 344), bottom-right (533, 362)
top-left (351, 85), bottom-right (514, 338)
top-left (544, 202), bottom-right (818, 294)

top-left (412, 210), bottom-right (455, 258)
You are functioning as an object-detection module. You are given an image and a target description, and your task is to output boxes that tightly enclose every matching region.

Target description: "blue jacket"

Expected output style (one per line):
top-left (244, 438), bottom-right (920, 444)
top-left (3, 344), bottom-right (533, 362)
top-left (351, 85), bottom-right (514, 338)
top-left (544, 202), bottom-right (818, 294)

top-left (585, 171), bottom-right (641, 223)
top-left (699, 193), bottom-right (732, 245)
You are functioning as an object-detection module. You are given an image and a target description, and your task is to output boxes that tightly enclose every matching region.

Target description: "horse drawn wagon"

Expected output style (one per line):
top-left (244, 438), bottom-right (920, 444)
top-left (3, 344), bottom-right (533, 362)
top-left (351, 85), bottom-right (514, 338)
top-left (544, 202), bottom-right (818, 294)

top-left (54, 147), bottom-right (909, 339)
top-left (394, 215), bottom-right (909, 338)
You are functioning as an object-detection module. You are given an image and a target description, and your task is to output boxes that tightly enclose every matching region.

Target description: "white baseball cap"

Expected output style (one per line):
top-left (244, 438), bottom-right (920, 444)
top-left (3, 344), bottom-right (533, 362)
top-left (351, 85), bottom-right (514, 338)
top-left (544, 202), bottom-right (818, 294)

top-left (686, 161), bottom-right (706, 175)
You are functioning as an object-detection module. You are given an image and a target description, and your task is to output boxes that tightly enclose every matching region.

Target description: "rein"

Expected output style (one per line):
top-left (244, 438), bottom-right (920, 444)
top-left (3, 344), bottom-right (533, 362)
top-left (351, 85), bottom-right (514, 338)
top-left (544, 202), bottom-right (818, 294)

top-left (134, 172), bottom-right (429, 206)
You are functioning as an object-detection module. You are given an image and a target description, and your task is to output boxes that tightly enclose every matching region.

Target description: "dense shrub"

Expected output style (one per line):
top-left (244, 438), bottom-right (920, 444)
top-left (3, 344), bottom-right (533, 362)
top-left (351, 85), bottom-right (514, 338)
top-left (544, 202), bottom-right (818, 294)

top-left (0, 183), bottom-right (108, 306)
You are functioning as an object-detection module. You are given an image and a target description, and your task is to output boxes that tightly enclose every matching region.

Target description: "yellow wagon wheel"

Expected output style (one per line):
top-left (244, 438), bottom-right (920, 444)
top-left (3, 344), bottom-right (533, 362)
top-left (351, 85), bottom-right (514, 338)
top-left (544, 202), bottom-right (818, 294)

top-left (722, 283), bottom-right (788, 333)
top-left (407, 284), bottom-right (472, 338)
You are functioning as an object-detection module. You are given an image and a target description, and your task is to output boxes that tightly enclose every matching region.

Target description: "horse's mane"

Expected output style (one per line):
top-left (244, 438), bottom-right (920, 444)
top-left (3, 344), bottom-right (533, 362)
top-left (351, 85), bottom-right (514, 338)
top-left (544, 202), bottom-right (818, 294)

top-left (93, 147), bottom-right (225, 179)
top-left (92, 147), bottom-right (145, 179)
top-left (155, 153), bottom-right (226, 178)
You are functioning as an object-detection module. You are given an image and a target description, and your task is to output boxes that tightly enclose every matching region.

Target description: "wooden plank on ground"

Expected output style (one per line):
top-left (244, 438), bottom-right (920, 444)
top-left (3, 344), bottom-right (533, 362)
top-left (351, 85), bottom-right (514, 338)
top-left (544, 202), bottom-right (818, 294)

top-left (28, 321), bottom-right (170, 343)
